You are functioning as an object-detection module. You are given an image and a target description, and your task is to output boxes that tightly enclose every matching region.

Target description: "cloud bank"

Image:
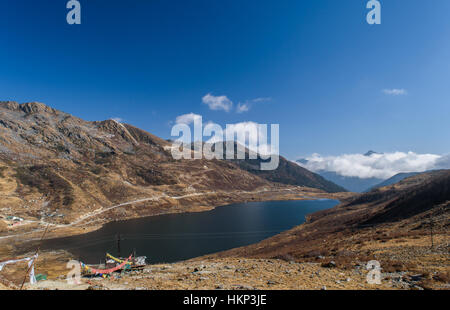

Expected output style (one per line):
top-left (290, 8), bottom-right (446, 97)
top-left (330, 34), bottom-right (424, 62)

top-left (297, 152), bottom-right (448, 179)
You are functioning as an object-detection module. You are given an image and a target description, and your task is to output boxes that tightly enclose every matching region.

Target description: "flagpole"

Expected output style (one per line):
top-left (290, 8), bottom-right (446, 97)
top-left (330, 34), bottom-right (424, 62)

top-left (19, 224), bottom-right (50, 290)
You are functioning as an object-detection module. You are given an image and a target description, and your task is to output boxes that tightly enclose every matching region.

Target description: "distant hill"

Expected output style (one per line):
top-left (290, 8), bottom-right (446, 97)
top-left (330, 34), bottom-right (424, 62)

top-left (367, 172), bottom-right (420, 192)
top-left (356, 170), bottom-right (450, 225)
top-left (195, 142), bottom-right (346, 193)
top-left (232, 157), bottom-right (347, 193)
top-left (363, 150), bottom-right (382, 157)
top-left (316, 171), bottom-right (383, 193)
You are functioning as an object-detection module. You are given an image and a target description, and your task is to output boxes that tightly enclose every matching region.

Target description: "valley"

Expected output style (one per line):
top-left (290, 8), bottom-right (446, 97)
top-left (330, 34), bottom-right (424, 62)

top-left (0, 101), bottom-right (347, 244)
top-left (0, 101), bottom-right (448, 290)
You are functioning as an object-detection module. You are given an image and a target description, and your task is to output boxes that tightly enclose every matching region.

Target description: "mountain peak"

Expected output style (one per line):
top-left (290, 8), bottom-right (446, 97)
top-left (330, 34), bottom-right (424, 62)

top-left (296, 158), bottom-right (309, 164)
top-left (364, 150), bottom-right (380, 157)
top-left (19, 102), bottom-right (55, 114)
top-left (0, 101), bottom-right (20, 111)
top-left (0, 101), bottom-right (56, 114)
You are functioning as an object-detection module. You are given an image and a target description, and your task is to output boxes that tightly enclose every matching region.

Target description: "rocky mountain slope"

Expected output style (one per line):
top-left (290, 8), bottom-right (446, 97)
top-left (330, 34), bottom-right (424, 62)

top-left (296, 151), bottom-right (386, 192)
top-left (234, 156), bottom-right (346, 193)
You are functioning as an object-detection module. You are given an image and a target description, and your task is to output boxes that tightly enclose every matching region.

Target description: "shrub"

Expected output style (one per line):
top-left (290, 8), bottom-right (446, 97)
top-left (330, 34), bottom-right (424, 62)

top-left (433, 272), bottom-right (450, 283)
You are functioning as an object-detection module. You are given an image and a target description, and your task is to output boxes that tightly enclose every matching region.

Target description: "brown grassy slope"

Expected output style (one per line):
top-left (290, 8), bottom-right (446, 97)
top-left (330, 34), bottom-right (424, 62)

top-left (207, 171), bottom-right (450, 280)
top-left (0, 220), bottom-right (7, 232)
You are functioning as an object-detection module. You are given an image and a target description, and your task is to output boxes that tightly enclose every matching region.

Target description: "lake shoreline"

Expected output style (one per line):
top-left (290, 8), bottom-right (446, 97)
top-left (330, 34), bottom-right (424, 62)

top-left (1, 187), bottom-right (350, 261)
top-left (40, 199), bottom-right (340, 264)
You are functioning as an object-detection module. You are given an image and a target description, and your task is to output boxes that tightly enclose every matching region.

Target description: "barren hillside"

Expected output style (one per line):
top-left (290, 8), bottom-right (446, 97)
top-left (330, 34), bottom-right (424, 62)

top-left (206, 171), bottom-right (450, 289)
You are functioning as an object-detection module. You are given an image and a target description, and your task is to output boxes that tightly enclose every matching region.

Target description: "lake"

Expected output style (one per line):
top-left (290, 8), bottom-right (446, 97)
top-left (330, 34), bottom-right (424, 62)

top-left (41, 199), bottom-right (339, 264)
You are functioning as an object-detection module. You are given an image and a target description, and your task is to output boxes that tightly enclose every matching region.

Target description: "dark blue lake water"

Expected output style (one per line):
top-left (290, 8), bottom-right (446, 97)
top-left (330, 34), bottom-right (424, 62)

top-left (41, 199), bottom-right (339, 264)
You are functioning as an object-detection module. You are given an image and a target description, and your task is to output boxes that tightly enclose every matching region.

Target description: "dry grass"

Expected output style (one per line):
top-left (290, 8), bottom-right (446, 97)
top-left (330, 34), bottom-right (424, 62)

top-left (433, 271), bottom-right (450, 283)
top-left (0, 251), bottom-right (72, 287)
top-left (0, 221), bottom-right (7, 232)
top-left (25, 257), bottom-right (396, 290)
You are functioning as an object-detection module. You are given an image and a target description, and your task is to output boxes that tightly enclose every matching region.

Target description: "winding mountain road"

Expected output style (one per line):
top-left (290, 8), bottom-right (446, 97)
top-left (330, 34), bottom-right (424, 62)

top-left (0, 188), bottom-right (299, 241)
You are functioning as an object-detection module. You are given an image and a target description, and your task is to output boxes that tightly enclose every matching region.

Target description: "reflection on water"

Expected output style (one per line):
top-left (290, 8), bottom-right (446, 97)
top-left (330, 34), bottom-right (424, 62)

top-left (41, 199), bottom-right (339, 264)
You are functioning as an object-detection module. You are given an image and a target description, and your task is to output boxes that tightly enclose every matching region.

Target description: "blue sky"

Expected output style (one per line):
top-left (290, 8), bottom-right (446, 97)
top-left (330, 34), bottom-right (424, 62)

top-left (1, 0), bottom-right (449, 160)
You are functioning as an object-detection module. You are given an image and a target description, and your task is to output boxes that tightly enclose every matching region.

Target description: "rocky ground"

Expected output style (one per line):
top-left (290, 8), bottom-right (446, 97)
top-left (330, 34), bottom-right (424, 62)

top-left (1, 233), bottom-right (447, 291)
top-left (24, 257), bottom-right (395, 290)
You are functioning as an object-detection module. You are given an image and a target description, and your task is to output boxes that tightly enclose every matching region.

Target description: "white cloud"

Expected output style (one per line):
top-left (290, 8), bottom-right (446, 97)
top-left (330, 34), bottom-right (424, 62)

top-left (252, 97), bottom-right (272, 103)
top-left (175, 113), bottom-right (202, 125)
top-left (202, 93), bottom-right (233, 112)
top-left (382, 88), bottom-right (408, 96)
top-left (236, 97), bottom-right (271, 113)
top-left (236, 102), bottom-right (250, 113)
top-left (296, 151), bottom-right (445, 179)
